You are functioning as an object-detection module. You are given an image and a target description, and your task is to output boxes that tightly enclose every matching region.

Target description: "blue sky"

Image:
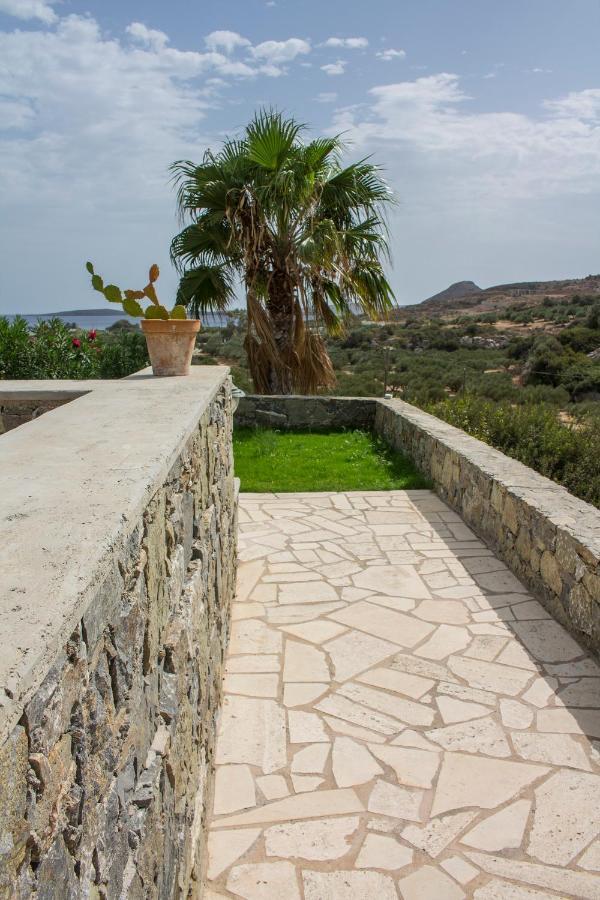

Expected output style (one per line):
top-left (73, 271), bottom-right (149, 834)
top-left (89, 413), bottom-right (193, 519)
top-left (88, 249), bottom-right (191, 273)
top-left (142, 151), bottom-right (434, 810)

top-left (1, 0), bottom-right (600, 313)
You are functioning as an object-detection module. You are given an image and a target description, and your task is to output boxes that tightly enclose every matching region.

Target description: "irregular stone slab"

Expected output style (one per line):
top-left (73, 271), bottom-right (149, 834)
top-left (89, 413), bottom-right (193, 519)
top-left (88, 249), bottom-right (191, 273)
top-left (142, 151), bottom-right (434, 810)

top-left (414, 625), bottom-right (472, 660)
top-left (465, 851), bottom-right (600, 900)
top-left (510, 620), bottom-right (584, 663)
top-left (414, 599), bottom-right (470, 625)
top-left (499, 699), bottom-right (533, 729)
top-left (391, 652), bottom-right (456, 681)
top-left (521, 677), bottom-right (557, 708)
top-left (223, 673), bottom-right (279, 698)
top-left (426, 716), bottom-right (511, 758)
top-left (303, 869), bottom-right (398, 900)
top-left (474, 570), bottom-right (528, 593)
top-left (283, 683), bottom-right (328, 708)
top-left (232, 602), bottom-right (266, 622)
top-left (264, 816), bottom-right (359, 860)
top-left (324, 630), bottom-right (399, 681)
top-left (278, 580), bottom-right (339, 604)
top-left (464, 635), bottom-right (509, 661)
top-left (207, 828), bottom-right (261, 880)
top-left (437, 680), bottom-right (496, 706)
top-left (266, 601), bottom-right (345, 624)
top-left (447, 655), bottom-right (532, 696)
top-left (436, 696), bottom-right (490, 724)
top-left (512, 731), bottom-right (592, 770)
top-left (527, 770), bottom-right (600, 865)
top-left (536, 707), bottom-right (600, 737)
top-left (556, 678), bottom-right (600, 707)
top-left (473, 880), bottom-right (558, 899)
top-left (257, 774), bottom-right (289, 800)
top-left (288, 710), bottom-right (329, 743)
top-left (398, 865), bottom-right (466, 900)
top-left (357, 666), bottom-right (434, 699)
top-left (440, 856), bottom-right (479, 885)
top-left (431, 753), bottom-right (549, 816)
top-left (229, 619), bottom-right (282, 655)
top-left (579, 839), bottom-right (600, 872)
top-left (226, 655), bottom-right (280, 673)
top-left (214, 788), bottom-right (363, 827)
top-left (281, 621), bottom-right (347, 644)
top-left (332, 736), bottom-right (383, 787)
top-left (283, 640), bottom-right (330, 682)
top-left (316, 694), bottom-right (403, 735)
top-left (330, 601), bottom-right (434, 648)
top-left (355, 833), bottom-right (413, 870)
top-left (292, 775), bottom-right (324, 792)
top-left (461, 799), bottom-right (531, 851)
top-left (322, 714), bottom-right (387, 744)
top-left (339, 682), bottom-right (434, 727)
top-left (368, 780), bottom-right (424, 821)
top-left (291, 743), bottom-right (330, 774)
top-left (402, 810), bottom-right (476, 857)
top-left (227, 861), bottom-right (301, 900)
top-left (216, 696), bottom-right (286, 774)
top-left (236, 560), bottom-right (264, 602)
top-left (368, 744), bottom-right (440, 789)
top-left (352, 563), bottom-right (431, 598)
top-left (391, 729), bottom-right (440, 751)
top-left (213, 765), bottom-right (256, 816)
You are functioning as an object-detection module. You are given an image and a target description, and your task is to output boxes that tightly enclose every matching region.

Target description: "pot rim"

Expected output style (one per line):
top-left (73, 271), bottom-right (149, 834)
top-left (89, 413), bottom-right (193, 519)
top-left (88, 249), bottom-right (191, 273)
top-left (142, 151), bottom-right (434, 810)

top-left (140, 318), bottom-right (200, 334)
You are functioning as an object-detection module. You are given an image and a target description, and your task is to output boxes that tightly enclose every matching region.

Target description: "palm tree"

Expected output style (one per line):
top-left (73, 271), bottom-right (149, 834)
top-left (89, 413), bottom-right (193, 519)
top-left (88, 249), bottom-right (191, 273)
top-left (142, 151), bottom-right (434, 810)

top-left (170, 111), bottom-right (396, 394)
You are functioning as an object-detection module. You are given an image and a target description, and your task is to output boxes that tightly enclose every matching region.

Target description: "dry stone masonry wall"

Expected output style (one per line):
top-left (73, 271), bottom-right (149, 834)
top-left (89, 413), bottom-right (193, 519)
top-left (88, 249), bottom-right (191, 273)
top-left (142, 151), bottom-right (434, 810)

top-left (0, 372), bottom-right (237, 898)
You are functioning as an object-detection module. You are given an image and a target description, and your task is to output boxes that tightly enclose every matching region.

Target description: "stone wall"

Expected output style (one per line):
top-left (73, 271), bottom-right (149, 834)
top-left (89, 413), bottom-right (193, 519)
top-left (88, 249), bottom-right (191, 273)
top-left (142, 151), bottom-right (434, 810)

top-left (235, 394), bottom-right (600, 657)
top-left (235, 394), bottom-right (376, 431)
top-left (375, 399), bottom-right (600, 656)
top-left (0, 370), bottom-right (237, 898)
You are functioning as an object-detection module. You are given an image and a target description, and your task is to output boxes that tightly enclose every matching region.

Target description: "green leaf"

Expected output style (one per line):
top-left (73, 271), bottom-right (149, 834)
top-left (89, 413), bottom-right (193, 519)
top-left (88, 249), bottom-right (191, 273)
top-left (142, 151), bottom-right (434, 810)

top-left (123, 298), bottom-right (144, 317)
top-left (91, 274), bottom-right (104, 292)
top-left (170, 304), bottom-right (187, 320)
top-left (145, 304), bottom-right (169, 320)
top-left (103, 284), bottom-right (122, 303)
top-left (85, 261), bottom-right (94, 274)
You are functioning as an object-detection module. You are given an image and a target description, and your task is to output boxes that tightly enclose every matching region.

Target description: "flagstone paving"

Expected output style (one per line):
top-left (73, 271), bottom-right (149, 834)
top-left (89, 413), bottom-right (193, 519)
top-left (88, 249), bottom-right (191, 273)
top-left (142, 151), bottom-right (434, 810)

top-left (205, 490), bottom-right (600, 899)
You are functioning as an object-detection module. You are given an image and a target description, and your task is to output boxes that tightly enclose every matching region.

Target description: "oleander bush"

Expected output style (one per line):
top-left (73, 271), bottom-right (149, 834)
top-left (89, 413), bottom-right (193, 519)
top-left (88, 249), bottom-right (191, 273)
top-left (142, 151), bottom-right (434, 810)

top-left (0, 316), bottom-right (148, 380)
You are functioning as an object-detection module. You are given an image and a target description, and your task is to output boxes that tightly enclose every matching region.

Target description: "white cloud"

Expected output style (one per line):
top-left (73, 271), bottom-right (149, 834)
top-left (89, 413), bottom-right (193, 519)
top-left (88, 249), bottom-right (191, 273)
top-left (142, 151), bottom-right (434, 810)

top-left (0, 0), bottom-right (57, 24)
top-left (316, 91), bottom-right (338, 103)
top-left (321, 60), bottom-right (346, 76)
top-left (204, 30), bottom-right (251, 54)
top-left (330, 73), bottom-right (600, 202)
top-left (323, 37), bottom-right (368, 49)
top-left (376, 48), bottom-right (406, 61)
top-left (250, 38), bottom-right (310, 64)
top-left (126, 22), bottom-right (169, 51)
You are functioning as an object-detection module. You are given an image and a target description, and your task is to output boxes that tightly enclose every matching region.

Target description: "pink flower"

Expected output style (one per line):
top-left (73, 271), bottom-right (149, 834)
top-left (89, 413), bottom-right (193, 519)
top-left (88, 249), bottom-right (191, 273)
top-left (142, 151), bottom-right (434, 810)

top-left (72, 338), bottom-right (81, 348)
top-left (87, 329), bottom-right (97, 341)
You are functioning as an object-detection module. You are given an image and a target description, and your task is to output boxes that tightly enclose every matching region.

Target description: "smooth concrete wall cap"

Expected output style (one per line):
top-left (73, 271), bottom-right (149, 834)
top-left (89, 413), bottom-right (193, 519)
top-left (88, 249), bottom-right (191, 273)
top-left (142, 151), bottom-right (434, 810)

top-left (0, 366), bottom-right (230, 742)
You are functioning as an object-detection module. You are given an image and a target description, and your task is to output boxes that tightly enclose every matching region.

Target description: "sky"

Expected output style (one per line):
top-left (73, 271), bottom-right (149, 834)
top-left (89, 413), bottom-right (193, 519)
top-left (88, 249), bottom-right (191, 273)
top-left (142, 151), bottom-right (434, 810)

top-left (1, 0), bottom-right (600, 314)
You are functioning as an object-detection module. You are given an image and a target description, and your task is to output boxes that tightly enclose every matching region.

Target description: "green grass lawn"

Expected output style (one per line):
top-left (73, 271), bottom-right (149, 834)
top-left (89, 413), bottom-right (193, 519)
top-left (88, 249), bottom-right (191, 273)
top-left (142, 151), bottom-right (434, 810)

top-left (233, 428), bottom-right (430, 493)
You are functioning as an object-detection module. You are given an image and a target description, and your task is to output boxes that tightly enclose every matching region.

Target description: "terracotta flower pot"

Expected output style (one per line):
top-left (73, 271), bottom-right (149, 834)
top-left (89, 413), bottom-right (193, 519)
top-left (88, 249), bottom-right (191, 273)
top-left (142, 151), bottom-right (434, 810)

top-left (141, 319), bottom-right (201, 376)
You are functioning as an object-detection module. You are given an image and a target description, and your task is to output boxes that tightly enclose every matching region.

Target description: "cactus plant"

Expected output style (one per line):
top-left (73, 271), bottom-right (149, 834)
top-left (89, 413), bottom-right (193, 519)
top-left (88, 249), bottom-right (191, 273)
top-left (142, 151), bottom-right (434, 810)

top-left (85, 262), bottom-right (187, 321)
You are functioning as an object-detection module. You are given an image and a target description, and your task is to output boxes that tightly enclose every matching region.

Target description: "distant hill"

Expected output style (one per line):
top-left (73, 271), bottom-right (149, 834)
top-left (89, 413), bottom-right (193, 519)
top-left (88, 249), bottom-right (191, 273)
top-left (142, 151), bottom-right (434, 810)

top-left (393, 274), bottom-right (600, 320)
top-left (421, 281), bottom-right (482, 307)
top-left (52, 308), bottom-right (120, 316)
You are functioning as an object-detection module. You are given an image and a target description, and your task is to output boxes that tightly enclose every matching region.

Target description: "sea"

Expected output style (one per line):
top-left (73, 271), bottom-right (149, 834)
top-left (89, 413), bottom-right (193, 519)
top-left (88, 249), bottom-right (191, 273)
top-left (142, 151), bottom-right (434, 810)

top-left (5, 311), bottom-right (231, 331)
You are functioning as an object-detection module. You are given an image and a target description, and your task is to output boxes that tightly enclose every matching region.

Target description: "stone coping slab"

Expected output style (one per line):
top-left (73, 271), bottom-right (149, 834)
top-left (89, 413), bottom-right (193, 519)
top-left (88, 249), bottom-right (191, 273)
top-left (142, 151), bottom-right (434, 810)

top-left (0, 366), bottom-right (230, 742)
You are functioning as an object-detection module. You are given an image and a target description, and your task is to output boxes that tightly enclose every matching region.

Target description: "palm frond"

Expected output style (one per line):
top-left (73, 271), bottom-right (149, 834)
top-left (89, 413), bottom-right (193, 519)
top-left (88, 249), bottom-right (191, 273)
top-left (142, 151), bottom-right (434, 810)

top-left (176, 264), bottom-right (236, 316)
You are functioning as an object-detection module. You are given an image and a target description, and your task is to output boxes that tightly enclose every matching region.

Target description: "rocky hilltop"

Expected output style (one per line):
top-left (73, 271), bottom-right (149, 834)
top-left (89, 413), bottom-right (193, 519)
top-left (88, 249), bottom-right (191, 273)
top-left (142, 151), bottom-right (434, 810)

top-left (396, 273), bottom-right (600, 319)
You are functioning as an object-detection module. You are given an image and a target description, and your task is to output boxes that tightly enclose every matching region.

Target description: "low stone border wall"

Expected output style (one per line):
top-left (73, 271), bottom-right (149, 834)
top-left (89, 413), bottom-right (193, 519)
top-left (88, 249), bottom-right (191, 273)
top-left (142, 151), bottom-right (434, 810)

top-left (0, 369), bottom-right (237, 897)
top-left (235, 394), bottom-right (600, 656)
top-left (0, 383), bottom-right (93, 434)
top-left (235, 394), bottom-right (376, 431)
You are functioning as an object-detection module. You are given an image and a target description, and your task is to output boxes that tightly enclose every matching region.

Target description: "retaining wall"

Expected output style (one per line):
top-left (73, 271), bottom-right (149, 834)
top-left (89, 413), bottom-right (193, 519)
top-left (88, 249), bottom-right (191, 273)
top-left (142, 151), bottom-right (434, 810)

top-left (0, 369), bottom-right (237, 898)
